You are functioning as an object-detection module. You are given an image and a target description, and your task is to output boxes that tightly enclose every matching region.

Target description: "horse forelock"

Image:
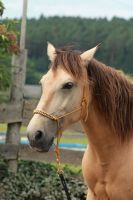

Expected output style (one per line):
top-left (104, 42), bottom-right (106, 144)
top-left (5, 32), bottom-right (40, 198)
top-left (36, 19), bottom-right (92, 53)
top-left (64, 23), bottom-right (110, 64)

top-left (51, 47), bottom-right (86, 82)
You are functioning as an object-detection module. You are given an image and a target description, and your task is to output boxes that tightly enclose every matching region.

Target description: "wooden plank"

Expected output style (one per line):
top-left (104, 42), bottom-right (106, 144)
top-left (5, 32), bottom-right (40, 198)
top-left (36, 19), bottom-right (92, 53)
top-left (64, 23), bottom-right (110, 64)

top-left (6, 50), bottom-right (27, 173)
top-left (22, 100), bottom-right (37, 126)
top-left (0, 144), bottom-right (18, 159)
top-left (19, 145), bottom-right (84, 165)
top-left (0, 100), bottom-right (83, 134)
top-left (0, 100), bottom-right (36, 126)
top-left (24, 85), bottom-right (41, 99)
top-left (0, 144), bottom-right (84, 165)
top-left (0, 103), bottom-right (23, 123)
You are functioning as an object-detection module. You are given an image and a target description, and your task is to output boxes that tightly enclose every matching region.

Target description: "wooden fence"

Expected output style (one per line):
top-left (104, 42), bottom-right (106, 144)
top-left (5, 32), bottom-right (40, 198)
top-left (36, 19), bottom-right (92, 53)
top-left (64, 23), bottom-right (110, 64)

top-left (0, 0), bottom-right (84, 173)
top-left (0, 144), bottom-right (84, 166)
top-left (0, 76), bottom-right (84, 173)
top-left (0, 95), bottom-right (84, 172)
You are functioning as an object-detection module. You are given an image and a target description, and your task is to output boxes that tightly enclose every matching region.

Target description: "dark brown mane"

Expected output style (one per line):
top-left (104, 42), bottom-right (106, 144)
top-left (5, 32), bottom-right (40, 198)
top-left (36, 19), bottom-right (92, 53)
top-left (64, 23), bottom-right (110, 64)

top-left (52, 48), bottom-right (133, 140)
top-left (88, 59), bottom-right (133, 140)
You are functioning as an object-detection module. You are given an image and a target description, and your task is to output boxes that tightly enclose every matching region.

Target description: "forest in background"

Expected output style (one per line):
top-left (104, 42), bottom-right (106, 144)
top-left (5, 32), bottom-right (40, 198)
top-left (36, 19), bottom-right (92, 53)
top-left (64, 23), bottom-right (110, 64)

top-left (1, 16), bottom-right (133, 86)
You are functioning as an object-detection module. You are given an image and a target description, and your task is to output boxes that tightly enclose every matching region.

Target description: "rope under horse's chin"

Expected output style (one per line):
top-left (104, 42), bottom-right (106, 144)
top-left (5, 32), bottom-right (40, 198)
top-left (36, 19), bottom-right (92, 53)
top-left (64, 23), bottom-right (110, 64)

top-left (33, 86), bottom-right (88, 200)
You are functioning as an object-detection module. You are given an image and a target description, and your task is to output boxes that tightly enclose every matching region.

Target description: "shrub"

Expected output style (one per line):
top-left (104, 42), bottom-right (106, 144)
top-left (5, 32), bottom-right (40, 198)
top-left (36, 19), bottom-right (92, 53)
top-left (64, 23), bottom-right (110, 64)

top-left (0, 0), bottom-right (19, 90)
top-left (0, 1), bottom-right (19, 54)
top-left (0, 159), bottom-right (87, 200)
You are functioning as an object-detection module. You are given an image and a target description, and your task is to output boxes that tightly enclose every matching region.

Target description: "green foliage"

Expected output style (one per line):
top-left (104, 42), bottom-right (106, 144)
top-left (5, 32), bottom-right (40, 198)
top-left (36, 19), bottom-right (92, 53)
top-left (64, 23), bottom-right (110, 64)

top-left (1, 16), bottom-right (133, 86)
top-left (0, 1), bottom-right (19, 54)
top-left (25, 16), bottom-right (133, 84)
top-left (0, 1), bottom-right (19, 90)
top-left (0, 20), bottom-right (19, 54)
top-left (0, 64), bottom-right (10, 90)
top-left (0, 160), bottom-right (87, 200)
top-left (0, 1), bottom-right (4, 16)
top-left (0, 154), bottom-right (8, 179)
top-left (0, 55), bottom-right (11, 91)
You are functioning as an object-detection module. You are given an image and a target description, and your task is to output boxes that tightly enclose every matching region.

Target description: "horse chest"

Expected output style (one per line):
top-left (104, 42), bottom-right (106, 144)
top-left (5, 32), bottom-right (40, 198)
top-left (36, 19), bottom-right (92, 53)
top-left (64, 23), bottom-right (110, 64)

top-left (85, 171), bottom-right (110, 199)
top-left (93, 181), bottom-right (109, 200)
top-left (82, 149), bottom-right (133, 200)
top-left (83, 165), bottom-right (133, 200)
top-left (82, 150), bottom-right (110, 199)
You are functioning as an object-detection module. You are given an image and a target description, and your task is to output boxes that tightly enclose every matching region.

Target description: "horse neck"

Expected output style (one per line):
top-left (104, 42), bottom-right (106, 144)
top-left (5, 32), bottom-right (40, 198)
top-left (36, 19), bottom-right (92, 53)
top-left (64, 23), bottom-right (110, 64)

top-left (81, 104), bottom-right (121, 163)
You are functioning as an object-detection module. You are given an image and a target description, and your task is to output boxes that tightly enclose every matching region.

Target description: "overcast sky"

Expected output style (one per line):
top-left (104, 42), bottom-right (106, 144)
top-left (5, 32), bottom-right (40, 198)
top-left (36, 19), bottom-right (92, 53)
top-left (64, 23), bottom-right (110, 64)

top-left (3, 0), bottom-right (133, 19)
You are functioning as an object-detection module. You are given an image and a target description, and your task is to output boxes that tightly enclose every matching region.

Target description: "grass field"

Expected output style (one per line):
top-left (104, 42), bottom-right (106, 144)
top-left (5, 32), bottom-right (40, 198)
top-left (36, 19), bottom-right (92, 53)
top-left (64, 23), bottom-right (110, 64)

top-left (60, 136), bottom-right (87, 145)
top-left (0, 123), bottom-right (87, 145)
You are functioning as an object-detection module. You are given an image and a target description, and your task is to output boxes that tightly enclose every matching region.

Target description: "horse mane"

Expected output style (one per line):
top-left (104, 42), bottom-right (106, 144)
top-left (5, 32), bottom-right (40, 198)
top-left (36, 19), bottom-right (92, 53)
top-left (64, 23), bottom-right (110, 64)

top-left (52, 47), bottom-right (133, 141)
top-left (88, 59), bottom-right (133, 140)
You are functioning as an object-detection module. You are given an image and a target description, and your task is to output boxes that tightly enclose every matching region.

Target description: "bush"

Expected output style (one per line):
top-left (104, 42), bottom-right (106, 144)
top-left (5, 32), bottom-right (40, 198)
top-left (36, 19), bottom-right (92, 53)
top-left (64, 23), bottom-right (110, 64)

top-left (0, 1), bottom-right (19, 54)
top-left (0, 159), bottom-right (87, 200)
top-left (0, 0), bottom-right (19, 90)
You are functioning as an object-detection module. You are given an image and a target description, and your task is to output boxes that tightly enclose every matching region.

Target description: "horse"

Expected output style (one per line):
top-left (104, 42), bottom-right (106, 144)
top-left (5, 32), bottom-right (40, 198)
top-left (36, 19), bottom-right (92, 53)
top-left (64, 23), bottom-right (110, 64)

top-left (27, 42), bottom-right (133, 200)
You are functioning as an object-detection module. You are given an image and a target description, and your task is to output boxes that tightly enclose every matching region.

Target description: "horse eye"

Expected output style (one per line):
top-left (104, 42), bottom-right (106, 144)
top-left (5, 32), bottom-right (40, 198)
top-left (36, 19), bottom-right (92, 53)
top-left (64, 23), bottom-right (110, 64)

top-left (62, 82), bottom-right (74, 89)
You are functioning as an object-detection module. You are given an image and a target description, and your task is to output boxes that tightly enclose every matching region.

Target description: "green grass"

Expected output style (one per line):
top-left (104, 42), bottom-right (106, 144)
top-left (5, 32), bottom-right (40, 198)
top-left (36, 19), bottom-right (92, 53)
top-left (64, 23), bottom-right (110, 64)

top-left (52, 163), bottom-right (82, 174)
top-left (0, 124), bottom-right (6, 132)
top-left (60, 137), bottom-right (87, 145)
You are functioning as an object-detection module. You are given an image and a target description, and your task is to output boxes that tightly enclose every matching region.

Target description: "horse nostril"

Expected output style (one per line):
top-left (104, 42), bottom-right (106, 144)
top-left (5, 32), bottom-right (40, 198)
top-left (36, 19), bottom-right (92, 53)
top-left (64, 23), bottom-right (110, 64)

top-left (35, 130), bottom-right (43, 142)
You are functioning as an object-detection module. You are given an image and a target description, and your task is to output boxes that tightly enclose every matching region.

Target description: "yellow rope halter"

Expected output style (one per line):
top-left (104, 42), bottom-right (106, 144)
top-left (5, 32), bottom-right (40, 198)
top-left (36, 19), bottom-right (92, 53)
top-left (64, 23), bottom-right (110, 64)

top-left (33, 86), bottom-right (88, 172)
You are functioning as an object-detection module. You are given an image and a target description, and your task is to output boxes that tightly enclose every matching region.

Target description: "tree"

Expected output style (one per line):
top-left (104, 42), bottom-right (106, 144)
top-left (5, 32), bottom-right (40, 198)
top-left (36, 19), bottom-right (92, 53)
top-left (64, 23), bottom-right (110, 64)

top-left (0, 1), bottom-right (19, 90)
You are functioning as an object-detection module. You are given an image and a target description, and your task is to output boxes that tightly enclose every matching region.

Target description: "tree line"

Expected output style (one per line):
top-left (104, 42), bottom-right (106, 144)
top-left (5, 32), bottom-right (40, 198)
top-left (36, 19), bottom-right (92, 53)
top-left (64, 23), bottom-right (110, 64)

top-left (26, 16), bottom-right (133, 84)
top-left (1, 16), bottom-right (133, 86)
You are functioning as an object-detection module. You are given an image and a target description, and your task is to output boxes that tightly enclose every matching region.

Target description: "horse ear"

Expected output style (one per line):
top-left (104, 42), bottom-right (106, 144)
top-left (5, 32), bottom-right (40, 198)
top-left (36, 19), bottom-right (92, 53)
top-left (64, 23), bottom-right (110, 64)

top-left (80, 44), bottom-right (100, 62)
top-left (47, 42), bottom-right (56, 62)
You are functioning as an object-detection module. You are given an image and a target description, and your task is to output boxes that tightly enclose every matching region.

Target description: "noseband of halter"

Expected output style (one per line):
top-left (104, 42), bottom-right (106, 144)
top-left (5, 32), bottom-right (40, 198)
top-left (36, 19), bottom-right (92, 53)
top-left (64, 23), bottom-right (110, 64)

top-left (33, 86), bottom-right (88, 125)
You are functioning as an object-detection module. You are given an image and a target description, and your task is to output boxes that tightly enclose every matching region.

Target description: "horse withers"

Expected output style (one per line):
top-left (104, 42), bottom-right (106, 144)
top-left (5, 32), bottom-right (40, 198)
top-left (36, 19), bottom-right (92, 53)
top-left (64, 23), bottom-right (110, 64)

top-left (27, 42), bottom-right (133, 200)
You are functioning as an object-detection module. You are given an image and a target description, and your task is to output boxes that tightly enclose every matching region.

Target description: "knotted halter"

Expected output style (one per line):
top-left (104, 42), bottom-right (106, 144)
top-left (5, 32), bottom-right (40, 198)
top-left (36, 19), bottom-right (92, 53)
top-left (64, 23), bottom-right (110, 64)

top-left (33, 86), bottom-right (88, 134)
top-left (33, 86), bottom-right (88, 200)
top-left (33, 85), bottom-right (88, 165)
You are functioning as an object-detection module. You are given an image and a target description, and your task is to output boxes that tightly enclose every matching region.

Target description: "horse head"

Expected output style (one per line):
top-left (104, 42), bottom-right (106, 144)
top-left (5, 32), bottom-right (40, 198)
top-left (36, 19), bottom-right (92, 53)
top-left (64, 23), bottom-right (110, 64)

top-left (27, 42), bottom-right (98, 152)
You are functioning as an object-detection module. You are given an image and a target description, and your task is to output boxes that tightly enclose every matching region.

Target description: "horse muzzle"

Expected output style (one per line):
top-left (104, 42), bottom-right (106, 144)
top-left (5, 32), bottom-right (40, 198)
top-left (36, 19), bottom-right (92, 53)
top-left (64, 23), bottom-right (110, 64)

top-left (27, 130), bottom-right (54, 152)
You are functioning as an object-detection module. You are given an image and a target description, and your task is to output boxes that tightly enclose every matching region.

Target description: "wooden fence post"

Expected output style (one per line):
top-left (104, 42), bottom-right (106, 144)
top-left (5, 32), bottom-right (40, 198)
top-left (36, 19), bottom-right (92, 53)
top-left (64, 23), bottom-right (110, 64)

top-left (6, 0), bottom-right (28, 173)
